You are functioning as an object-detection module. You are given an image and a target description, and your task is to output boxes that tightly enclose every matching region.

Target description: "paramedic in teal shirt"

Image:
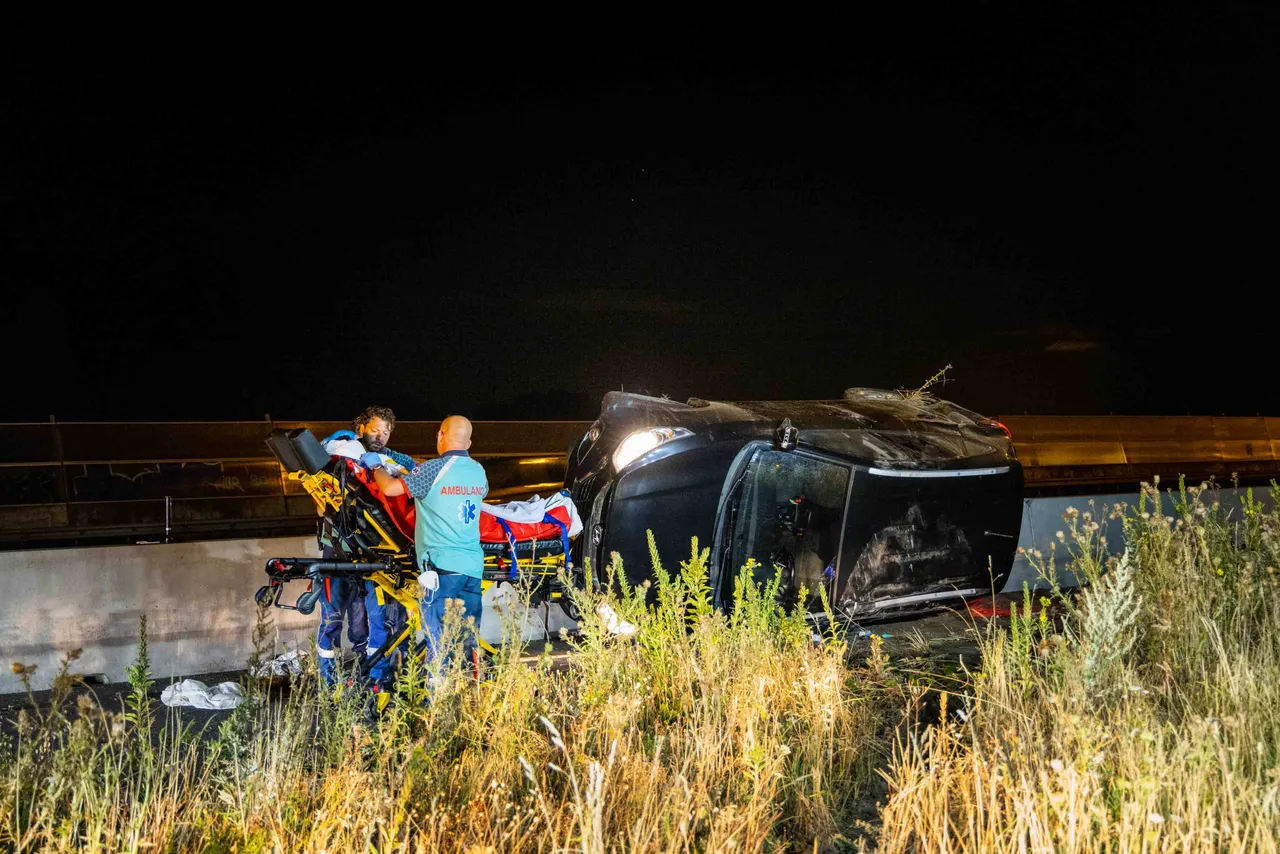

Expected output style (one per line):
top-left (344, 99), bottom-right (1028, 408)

top-left (372, 415), bottom-right (488, 670)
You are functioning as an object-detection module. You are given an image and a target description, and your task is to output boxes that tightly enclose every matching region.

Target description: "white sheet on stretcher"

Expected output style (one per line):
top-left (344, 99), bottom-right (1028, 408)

top-left (482, 492), bottom-right (583, 538)
top-left (323, 438), bottom-right (408, 474)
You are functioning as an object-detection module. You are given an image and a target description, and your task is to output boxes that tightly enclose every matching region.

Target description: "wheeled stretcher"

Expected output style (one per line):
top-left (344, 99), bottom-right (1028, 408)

top-left (255, 427), bottom-right (582, 682)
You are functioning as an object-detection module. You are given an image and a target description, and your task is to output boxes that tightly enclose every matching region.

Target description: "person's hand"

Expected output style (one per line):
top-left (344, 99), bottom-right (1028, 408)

top-left (323, 429), bottom-right (356, 443)
top-left (360, 452), bottom-right (383, 470)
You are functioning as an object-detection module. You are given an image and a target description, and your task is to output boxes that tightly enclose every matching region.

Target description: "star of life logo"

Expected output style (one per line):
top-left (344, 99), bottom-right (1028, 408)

top-left (458, 498), bottom-right (477, 524)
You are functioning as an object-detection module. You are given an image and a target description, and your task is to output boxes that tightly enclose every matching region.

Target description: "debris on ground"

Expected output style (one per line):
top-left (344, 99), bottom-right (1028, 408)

top-left (251, 649), bottom-right (307, 679)
top-left (965, 591), bottom-right (1063, 618)
top-left (160, 679), bottom-right (244, 710)
top-left (596, 603), bottom-right (638, 636)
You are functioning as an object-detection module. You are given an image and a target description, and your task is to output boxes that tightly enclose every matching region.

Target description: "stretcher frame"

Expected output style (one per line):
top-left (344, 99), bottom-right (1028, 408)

top-left (256, 463), bottom-right (575, 700)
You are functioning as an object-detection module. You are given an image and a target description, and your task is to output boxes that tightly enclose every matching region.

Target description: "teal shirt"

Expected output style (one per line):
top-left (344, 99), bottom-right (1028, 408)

top-left (402, 450), bottom-right (488, 577)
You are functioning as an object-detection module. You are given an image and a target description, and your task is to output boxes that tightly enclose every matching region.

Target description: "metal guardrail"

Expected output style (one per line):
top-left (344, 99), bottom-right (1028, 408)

top-left (3, 416), bottom-right (1278, 547)
top-left (0, 420), bottom-right (591, 548)
top-left (1003, 416), bottom-right (1280, 488)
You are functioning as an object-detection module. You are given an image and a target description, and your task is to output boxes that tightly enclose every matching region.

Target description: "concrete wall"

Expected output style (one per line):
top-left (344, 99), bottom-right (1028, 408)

top-left (1, 537), bottom-right (317, 694)
top-left (0, 536), bottom-right (578, 694)
top-left (1006, 485), bottom-right (1275, 591)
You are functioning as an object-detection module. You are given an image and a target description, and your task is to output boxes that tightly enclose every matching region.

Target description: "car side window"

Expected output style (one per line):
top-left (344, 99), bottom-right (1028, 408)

top-left (726, 449), bottom-right (850, 612)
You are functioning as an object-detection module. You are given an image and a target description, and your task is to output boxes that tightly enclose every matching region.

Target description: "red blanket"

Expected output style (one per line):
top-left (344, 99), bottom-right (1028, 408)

top-left (343, 459), bottom-right (572, 544)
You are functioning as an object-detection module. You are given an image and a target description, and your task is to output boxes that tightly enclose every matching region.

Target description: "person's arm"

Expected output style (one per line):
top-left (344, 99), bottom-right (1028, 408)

top-left (373, 467), bottom-right (406, 496)
top-left (383, 457), bottom-right (446, 501)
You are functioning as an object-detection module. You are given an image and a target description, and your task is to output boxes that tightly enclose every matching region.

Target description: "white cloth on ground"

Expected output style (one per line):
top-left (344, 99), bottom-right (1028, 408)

top-left (480, 492), bottom-right (583, 537)
top-left (160, 679), bottom-right (244, 710)
top-left (596, 603), bottom-right (638, 636)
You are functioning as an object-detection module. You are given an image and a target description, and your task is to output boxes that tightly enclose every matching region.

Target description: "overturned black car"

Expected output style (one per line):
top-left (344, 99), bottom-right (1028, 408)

top-left (564, 390), bottom-right (1022, 619)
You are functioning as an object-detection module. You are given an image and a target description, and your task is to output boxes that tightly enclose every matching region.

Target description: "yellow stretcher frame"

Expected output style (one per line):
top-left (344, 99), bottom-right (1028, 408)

top-left (293, 469), bottom-right (569, 701)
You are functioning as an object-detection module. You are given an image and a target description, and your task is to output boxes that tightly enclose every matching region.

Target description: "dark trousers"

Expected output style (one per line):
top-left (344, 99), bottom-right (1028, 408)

top-left (316, 574), bottom-right (368, 684)
top-left (364, 581), bottom-right (408, 683)
top-left (422, 571), bottom-right (484, 665)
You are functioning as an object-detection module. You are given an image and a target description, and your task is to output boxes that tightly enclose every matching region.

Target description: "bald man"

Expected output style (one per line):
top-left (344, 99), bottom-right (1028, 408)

top-left (371, 416), bottom-right (489, 676)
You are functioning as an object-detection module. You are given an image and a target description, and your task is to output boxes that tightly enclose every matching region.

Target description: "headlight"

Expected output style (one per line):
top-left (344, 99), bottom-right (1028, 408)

top-left (611, 427), bottom-right (690, 472)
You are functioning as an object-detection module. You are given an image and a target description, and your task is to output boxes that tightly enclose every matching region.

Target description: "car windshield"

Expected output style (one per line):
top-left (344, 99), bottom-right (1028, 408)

top-left (726, 448), bottom-right (850, 612)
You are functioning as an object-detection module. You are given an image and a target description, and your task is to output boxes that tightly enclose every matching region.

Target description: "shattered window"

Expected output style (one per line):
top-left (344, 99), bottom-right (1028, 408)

top-left (726, 449), bottom-right (849, 612)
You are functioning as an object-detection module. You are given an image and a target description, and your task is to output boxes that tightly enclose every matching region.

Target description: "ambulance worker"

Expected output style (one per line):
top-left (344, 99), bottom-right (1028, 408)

top-left (370, 415), bottom-right (488, 682)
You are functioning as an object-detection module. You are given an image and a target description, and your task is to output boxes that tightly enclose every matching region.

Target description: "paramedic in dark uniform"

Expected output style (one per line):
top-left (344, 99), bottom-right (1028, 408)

top-left (371, 415), bottom-right (488, 676)
top-left (316, 406), bottom-right (415, 687)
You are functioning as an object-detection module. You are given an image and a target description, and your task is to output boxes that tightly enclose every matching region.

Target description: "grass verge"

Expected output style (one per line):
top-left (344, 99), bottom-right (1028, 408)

top-left (1, 534), bottom-right (889, 851)
top-left (3, 480), bottom-right (1278, 851)
top-left (878, 479), bottom-right (1280, 852)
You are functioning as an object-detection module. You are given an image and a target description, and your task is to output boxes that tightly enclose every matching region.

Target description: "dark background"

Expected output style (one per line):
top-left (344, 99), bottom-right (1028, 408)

top-left (3, 11), bottom-right (1275, 423)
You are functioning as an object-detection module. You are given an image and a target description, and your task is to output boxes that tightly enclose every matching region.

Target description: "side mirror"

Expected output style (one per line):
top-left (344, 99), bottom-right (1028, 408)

top-left (774, 417), bottom-right (798, 451)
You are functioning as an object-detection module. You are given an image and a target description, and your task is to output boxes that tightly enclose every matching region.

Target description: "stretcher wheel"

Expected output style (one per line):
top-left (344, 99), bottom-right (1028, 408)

top-left (254, 585), bottom-right (273, 608)
top-left (561, 596), bottom-right (583, 622)
top-left (295, 587), bottom-right (322, 615)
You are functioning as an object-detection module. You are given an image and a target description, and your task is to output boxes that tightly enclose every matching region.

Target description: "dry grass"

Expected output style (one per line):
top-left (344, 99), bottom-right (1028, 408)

top-left (5, 480), bottom-right (1279, 852)
top-left (0, 535), bottom-right (887, 852)
top-left (877, 479), bottom-right (1280, 852)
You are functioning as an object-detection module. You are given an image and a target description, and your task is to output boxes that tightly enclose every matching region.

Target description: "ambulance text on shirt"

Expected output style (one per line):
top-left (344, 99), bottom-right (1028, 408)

top-left (401, 450), bottom-right (489, 578)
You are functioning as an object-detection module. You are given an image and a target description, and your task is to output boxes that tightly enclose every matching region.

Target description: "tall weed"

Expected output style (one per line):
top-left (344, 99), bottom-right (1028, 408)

top-left (878, 480), bottom-right (1280, 852)
top-left (1, 539), bottom-right (886, 852)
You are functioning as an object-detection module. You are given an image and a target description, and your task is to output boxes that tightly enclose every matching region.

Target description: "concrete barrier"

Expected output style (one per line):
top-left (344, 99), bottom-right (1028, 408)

top-left (1007, 485), bottom-right (1275, 591)
top-left (0, 536), bottom-right (578, 694)
top-left (0, 537), bottom-right (318, 694)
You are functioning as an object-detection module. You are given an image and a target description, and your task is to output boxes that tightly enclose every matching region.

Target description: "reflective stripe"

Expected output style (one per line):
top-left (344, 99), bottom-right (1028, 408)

top-left (432, 455), bottom-right (460, 490)
top-left (366, 647), bottom-right (380, 656)
top-left (866, 466), bottom-right (1010, 478)
top-left (317, 647), bottom-right (336, 659)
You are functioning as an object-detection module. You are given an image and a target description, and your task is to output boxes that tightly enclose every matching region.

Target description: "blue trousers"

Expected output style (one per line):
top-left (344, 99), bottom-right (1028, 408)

top-left (316, 575), bottom-right (368, 685)
top-left (364, 580), bottom-right (409, 685)
top-left (422, 572), bottom-right (484, 666)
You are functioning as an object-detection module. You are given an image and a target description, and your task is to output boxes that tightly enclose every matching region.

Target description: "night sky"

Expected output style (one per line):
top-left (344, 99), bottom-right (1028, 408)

top-left (3, 12), bottom-right (1274, 423)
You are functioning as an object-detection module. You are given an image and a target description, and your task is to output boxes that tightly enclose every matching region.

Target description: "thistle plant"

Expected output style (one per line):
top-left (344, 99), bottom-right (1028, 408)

top-left (124, 614), bottom-right (153, 736)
